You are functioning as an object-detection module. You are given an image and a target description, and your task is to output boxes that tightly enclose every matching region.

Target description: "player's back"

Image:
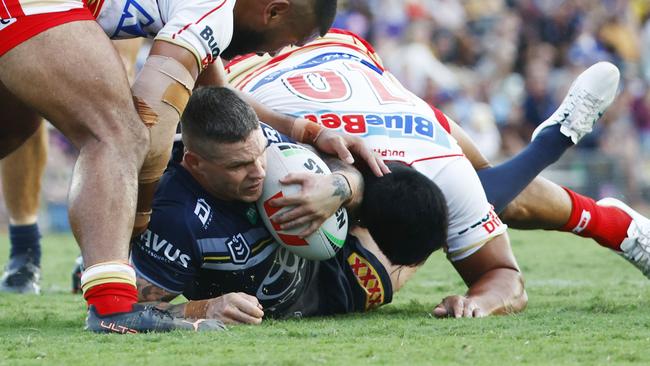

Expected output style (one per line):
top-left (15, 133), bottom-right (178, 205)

top-left (227, 31), bottom-right (507, 263)
top-left (228, 30), bottom-right (464, 176)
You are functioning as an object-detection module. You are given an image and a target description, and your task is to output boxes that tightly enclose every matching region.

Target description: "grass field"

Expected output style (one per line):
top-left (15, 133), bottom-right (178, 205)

top-left (1, 230), bottom-right (649, 365)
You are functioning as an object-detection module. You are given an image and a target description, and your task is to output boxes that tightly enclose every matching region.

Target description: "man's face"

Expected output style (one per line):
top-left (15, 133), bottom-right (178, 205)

top-left (194, 129), bottom-right (268, 202)
top-left (222, 12), bottom-right (319, 59)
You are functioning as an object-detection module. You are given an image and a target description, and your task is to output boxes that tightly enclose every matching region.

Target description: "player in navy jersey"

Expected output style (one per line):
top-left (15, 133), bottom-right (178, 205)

top-left (132, 37), bottom-right (640, 322)
top-left (132, 86), bottom-right (527, 322)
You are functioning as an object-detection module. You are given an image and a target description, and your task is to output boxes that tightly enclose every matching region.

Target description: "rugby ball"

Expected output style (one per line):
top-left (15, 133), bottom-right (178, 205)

top-left (257, 143), bottom-right (348, 260)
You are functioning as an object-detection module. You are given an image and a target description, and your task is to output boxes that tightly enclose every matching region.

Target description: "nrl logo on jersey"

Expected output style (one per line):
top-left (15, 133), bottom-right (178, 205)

top-left (226, 233), bottom-right (251, 264)
top-left (0, 18), bottom-right (16, 32)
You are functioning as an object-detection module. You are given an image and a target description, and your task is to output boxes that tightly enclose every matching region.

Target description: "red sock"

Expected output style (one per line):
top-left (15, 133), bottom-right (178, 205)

top-left (84, 282), bottom-right (138, 316)
top-left (560, 187), bottom-right (631, 251)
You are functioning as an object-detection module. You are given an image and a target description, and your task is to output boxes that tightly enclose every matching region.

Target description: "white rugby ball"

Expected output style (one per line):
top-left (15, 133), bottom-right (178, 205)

top-left (257, 143), bottom-right (348, 260)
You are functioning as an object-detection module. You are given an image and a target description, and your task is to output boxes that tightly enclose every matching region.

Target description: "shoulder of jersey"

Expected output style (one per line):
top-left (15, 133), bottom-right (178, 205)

top-left (225, 29), bottom-right (385, 87)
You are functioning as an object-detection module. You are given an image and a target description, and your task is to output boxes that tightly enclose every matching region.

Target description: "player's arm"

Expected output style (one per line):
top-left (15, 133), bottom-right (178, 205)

top-left (433, 233), bottom-right (527, 318)
top-left (269, 151), bottom-right (363, 236)
top-left (136, 277), bottom-right (264, 325)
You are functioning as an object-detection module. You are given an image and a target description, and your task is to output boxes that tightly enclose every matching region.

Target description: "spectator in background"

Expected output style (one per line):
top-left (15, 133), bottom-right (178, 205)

top-left (18, 1), bottom-right (646, 239)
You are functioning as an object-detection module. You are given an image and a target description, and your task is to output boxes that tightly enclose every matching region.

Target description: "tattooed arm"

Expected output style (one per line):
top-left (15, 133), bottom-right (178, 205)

top-left (137, 277), bottom-right (264, 324)
top-left (267, 148), bottom-right (365, 235)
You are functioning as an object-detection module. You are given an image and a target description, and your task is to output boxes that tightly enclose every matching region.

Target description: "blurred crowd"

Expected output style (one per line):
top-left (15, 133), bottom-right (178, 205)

top-left (3, 0), bottom-right (650, 229)
top-left (335, 0), bottom-right (650, 204)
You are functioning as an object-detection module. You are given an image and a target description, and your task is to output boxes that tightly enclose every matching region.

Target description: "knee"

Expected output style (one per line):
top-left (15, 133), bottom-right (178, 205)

top-left (80, 112), bottom-right (151, 165)
top-left (124, 118), bottom-right (150, 161)
top-left (500, 199), bottom-right (533, 227)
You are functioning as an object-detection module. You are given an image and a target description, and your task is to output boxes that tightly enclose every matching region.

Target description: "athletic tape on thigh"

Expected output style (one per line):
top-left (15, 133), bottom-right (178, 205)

top-left (132, 55), bottom-right (195, 184)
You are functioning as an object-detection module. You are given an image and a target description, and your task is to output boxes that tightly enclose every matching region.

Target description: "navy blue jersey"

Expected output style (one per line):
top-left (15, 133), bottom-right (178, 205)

top-left (132, 123), bottom-right (393, 317)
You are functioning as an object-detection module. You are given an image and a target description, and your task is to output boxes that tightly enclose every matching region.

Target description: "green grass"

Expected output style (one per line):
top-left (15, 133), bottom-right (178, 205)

top-left (1, 230), bottom-right (649, 365)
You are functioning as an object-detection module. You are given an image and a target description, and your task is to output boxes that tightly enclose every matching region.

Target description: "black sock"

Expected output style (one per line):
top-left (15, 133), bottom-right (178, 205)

top-left (9, 223), bottom-right (42, 266)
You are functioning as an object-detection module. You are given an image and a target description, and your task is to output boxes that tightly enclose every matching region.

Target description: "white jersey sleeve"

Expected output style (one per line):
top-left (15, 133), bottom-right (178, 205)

top-left (155, 0), bottom-right (234, 69)
top-left (413, 157), bottom-right (507, 262)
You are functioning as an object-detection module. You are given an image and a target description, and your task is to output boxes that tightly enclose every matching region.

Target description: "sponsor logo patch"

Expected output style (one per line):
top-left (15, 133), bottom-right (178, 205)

top-left (0, 18), bottom-right (16, 32)
top-left (457, 208), bottom-right (504, 236)
top-left (99, 321), bottom-right (138, 334)
top-left (572, 209), bottom-right (592, 234)
top-left (348, 253), bottom-right (385, 310)
top-left (199, 25), bottom-right (221, 66)
top-left (112, 0), bottom-right (155, 38)
top-left (302, 111), bottom-right (451, 147)
top-left (194, 198), bottom-right (213, 228)
top-left (137, 229), bottom-right (191, 268)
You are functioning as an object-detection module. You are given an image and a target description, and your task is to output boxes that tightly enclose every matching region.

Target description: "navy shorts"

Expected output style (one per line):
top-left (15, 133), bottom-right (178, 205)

top-left (273, 234), bottom-right (393, 318)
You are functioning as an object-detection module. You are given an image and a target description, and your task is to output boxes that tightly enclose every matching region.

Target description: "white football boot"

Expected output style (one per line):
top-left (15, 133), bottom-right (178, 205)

top-left (532, 62), bottom-right (620, 144)
top-left (597, 197), bottom-right (650, 279)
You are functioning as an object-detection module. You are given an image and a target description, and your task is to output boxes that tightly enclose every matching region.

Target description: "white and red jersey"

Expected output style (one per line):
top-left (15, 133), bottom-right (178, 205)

top-left (0, 0), bottom-right (234, 67)
top-left (227, 30), bottom-right (508, 261)
top-left (87, 0), bottom-right (234, 67)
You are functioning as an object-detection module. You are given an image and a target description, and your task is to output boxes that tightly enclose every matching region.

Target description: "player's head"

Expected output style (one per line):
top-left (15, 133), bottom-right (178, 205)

top-left (225, 0), bottom-right (337, 59)
top-left (358, 162), bottom-right (448, 266)
top-left (181, 86), bottom-right (267, 202)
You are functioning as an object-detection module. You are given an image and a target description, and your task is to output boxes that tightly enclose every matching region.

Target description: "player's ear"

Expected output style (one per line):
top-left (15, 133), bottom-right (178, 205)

top-left (183, 150), bottom-right (202, 171)
top-left (263, 0), bottom-right (290, 24)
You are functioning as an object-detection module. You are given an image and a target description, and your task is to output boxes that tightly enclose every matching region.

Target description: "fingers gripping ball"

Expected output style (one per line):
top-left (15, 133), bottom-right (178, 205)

top-left (257, 143), bottom-right (348, 260)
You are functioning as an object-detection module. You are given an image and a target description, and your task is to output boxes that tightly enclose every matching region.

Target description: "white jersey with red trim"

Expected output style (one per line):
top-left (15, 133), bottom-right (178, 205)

top-left (227, 31), bottom-right (508, 261)
top-left (89, 0), bottom-right (233, 67)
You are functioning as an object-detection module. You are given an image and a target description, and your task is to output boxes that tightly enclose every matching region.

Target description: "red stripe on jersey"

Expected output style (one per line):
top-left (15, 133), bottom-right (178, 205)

top-left (430, 105), bottom-right (451, 133)
top-left (2, 0), bottom-right (25, 17)
top-left (195, 0), bottom-right (229, 24)
top-left (172, 0), bottom-right (228, 38)
top-left (224, 52), bottom-right (258, 71)
top-left (0, 1), bottom-right (9, 18)
top-left (328, 28), bottom-right (379, 56)
top-left (234, 41), bottom-right (386, 91)
top-left (406, 154), bottom-right (465, 166)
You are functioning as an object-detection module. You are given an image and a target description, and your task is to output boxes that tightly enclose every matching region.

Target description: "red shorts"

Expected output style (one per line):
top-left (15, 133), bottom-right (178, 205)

top-left (0, 0), bottom-right (95, 57)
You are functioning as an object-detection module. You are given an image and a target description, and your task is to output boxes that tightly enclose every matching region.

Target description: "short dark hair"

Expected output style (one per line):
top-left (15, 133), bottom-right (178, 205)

top-left (312, 0), bottom-right (337, 36)
top-left (181, 86), bottom-right (259, 158)
top-left (358, 162), bottom-right (448, 266)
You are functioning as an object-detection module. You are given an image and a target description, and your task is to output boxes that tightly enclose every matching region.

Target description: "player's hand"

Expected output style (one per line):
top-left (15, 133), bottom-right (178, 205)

top-left (205, 292), bottom-right (264, 325)
top-left (314, 128), bottom-right (390, 177)
top-left (432, 295), bottom-right (487, 318)
top-left (269, 172), bottom-right (348, 236)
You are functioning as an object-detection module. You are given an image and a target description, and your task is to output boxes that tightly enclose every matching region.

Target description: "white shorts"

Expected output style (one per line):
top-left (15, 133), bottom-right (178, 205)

top-left (412, 156), bottom-right (507, 261)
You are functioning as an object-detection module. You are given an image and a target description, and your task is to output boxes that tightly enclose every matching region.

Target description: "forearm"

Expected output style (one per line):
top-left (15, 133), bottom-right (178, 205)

top-left (324, 157), bottom-right (364, 211)
top-left (465, 268), bottom-right (527, 316)
top-left (444, 233), bottom-right (527, 318)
